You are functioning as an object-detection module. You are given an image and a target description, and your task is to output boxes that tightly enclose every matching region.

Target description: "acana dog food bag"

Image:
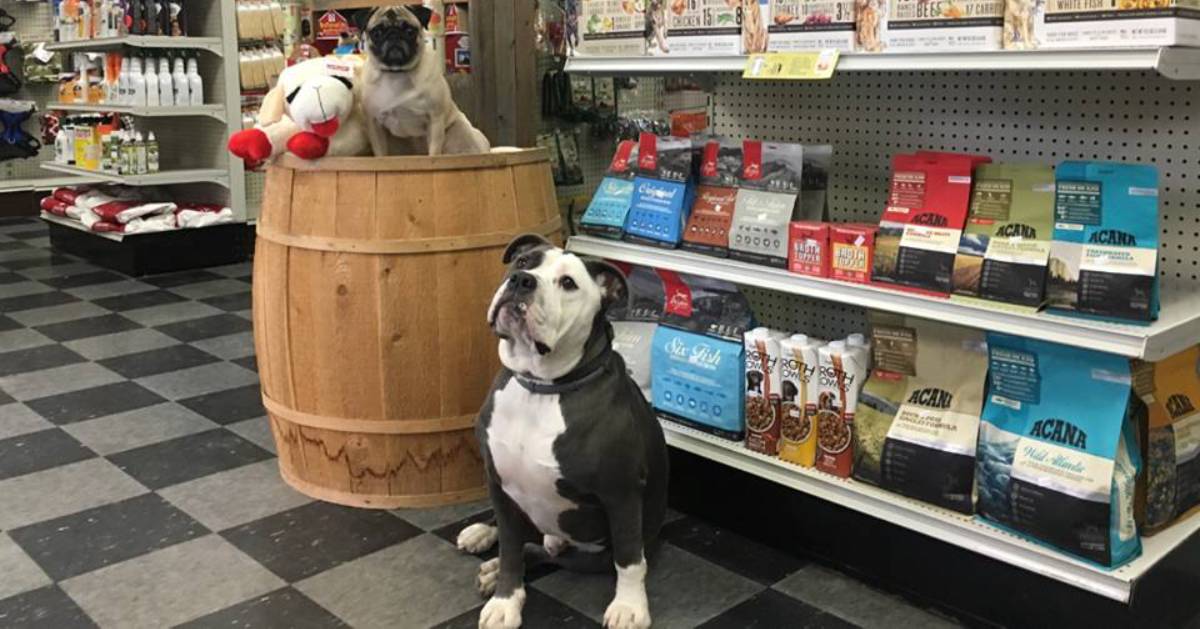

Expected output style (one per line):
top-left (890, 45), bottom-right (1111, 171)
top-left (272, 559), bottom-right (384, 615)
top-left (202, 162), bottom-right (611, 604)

top-left (682, 136), bottom-right (742, 257)
top-left (1132, 346), bottom-right (1200, 535)
top-left (730, 140), bottom-right (804, 268)
top-left (581, 139), bottom-right (640, 238)
top-left (779, 334), bottom-right (825, 467)
top-left (852, 313), bottom-right (987, 513)
top-left (977, 334), bottom-right (1142, 568)
top-left (745, 327), bottom-right (786, 456)
top-left (1046, 161), bottom-right (1159, 323)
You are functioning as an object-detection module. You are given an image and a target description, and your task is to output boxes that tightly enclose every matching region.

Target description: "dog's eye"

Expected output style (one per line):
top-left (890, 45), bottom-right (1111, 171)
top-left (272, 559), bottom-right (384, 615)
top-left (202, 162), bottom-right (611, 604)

top-left (514, 256), bottom-right (528, 269)
top-left (560, 277), bottom-right (578, 291)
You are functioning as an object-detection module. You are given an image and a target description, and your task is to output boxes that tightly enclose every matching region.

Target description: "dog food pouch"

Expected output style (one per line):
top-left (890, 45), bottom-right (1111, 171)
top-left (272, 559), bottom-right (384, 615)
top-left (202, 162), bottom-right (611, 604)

top-left (788, 221), bottom-right (830, 277)
top-left (625, 133), bottom-right (695, 249)
top-left (952, 163), bottom-right (1055, 309)
top-left (682, 137), bottom-right (742, 257)
top-left (779, 334), bottom-right (825, 467)
top-left (815, 340), bottom-right (867, 477)
top-left (830, 223), bottom-right (875, 283)
top-left (745, 328), bottom-right (785, 456)
top-left (581, 140), bottom-right (640, 238)
top-left (608, 264), bottom-right (666, 400)
top-left (1133, 347), bottom-right (1200, 535)
top-left (576, 0), bottom-right (647, 56)
top-left (977, 334), bottom-right (1142, 567)
top-left (730, 140), bottom-right (803, 268)
top-left (852, 314), bottom-right (987, 513)
top-left (663, 0), bottom-right (742, 56)
top-left (1046, 161), bottom-right (1159, 323)
top-left (887, 0), bottom-right (1003, 52)
top-left (768, 0), bottom-right (857, 51)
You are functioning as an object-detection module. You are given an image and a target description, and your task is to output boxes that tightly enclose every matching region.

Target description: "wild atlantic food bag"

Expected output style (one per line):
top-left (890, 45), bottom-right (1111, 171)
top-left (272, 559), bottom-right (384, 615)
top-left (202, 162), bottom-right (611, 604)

top-left (977, 334), bottom-right (1142, 567)
top-left (1132, 346), bottom-right (1200, 535)
top-left (852, 313), bottom-right (988, 512)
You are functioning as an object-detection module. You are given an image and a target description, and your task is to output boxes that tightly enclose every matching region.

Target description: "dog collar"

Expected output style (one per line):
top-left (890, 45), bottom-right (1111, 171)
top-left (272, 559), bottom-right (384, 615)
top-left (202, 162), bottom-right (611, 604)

top-left (513, 322), bottom-right (613, 395)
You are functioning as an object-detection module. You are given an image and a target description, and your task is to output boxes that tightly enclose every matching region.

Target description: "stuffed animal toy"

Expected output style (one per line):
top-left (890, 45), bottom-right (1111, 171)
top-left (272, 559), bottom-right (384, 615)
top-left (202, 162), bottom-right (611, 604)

top-left (227, 55), bottom-right (369, 166)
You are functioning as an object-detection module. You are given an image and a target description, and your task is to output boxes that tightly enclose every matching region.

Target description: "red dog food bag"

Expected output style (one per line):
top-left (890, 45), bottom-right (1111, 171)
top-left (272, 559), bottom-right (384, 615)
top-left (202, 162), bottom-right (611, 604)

top-left (682, 137), bottom-right (742, 258)
top-left (830, 223), bottom-right (876, 284)
top-left (788, 221), bottom-right (830, 277)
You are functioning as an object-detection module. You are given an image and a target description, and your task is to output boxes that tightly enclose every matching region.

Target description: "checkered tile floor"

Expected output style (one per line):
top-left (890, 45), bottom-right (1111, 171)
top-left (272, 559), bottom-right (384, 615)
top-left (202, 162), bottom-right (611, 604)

top-left (0, 216), bottom-right (963, 628)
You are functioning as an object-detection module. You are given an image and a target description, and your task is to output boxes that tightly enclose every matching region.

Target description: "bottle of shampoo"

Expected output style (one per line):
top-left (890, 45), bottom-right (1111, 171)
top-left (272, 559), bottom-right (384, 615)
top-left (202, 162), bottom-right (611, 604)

top-left (157, 57), bottom-right (172, 106)
top-left (144, 54), bottom-right (159, 107)
top-left (186, 55), bottom-right (202, 106)
top-left (172, 54), bottom-right (189, 106)
top-left (129, 54), bottom-right (145, 107)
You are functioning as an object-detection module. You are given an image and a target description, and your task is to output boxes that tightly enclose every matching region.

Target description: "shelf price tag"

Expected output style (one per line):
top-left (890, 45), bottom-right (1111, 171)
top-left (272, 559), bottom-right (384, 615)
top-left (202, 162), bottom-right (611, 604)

top-left (743, 50), bottom-right (840, 80)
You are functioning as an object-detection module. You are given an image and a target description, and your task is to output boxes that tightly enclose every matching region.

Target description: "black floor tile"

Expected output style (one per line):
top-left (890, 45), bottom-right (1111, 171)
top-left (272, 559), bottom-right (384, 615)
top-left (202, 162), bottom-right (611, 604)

top-left (0, 314), bottom-right (20, 332)
top-left (179, 385), bottom-right (265, 425)
top-left (232, 356), bottom-right (258, 372)
top-left (175, 587), bottom-right (348, 629)
top-left (108, 428), bottom-right (272, 490)
top-left (0, 271), bottom-right (27, 284)
top-left (0, 344), bottom-right (86, 377)
top-left (41, 270), bottom-right (126, 289)
top-left (200, 291), bottom-right (252, 312)
top-left (0, 290), bottom-right (79, 313)
top-left (25, 382), bottom-right (166, 425)
top-left (97, 345), bottom-right (218, 379)
top-left (0, 429), bottom-right (95, 481)
top-left (660, 516), bottom-right (808, 586)
top-left (0, 240), bottom-right (31, 250)
top-left (698, 589), bottom-right (858, 629)
top-left (0, 217), bottom-right (37, 226)
top-left (92, 289), bottom-right (187, 312)
top-left (155, 314), bottom-right (253, 343)
top-left (34, 313), bottom-right (141, 343)
top-left (435, 588), bottom-right (600, 629)
top-left (234, 273), bottom-right (253, 284)
top-left (0, 585), bottom-right (99, 629)
top-left (141, 270), bottom-right (223, 288)
top-left (8, 493), bottom-right (208, 581)
top-left (0, 389), bottom-right (13, 405)
top-left (6, 229), bottom-right (48, 241)
top-left (221, 502), bottom-right (421, 582)
top-left (2, 254), bottom-right (75, 271)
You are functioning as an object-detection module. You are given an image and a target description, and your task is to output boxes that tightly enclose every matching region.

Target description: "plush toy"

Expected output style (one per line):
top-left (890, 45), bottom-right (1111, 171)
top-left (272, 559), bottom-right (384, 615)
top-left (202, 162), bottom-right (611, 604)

top-left (227, 55), bottom-right (369, 166)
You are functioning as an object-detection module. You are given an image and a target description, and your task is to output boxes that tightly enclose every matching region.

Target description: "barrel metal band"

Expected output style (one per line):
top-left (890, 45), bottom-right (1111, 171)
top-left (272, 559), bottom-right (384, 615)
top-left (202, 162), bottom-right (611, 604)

top-left (262, 394), bottom-right (477, 434)
top-left (255, 216), bottom-right (561, 254)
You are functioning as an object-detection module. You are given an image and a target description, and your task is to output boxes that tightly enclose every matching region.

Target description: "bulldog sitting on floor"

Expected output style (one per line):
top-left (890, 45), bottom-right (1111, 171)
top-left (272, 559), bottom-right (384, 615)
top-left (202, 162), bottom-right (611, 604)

top-left (456, 234), bottom-right (669, 629)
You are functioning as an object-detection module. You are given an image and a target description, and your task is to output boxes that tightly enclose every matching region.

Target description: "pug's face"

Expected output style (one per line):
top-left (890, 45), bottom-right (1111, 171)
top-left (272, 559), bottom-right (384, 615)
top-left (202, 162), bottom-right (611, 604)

top-left (365, 6), bottom-right (430, 71)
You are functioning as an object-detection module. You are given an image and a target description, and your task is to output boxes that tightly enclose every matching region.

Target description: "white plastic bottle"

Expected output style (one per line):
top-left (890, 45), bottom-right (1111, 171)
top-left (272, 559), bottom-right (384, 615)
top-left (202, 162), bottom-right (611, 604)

top-left (117, 56), bottom-right (130, 104)
top-left (145, 131), bottom-right (159, 173)
top-left (157, 57), bottom-right (172, 106)
top-left (129, 55), bottom-right (146, 107)
top-left (55, 128), bottom-right (70, 164)
top-left (186, 55), bottom-right (203, 106)
top-left (144, 55), bottom-right (159, 107)
top-left (171, 55), bottom-right (189, 106)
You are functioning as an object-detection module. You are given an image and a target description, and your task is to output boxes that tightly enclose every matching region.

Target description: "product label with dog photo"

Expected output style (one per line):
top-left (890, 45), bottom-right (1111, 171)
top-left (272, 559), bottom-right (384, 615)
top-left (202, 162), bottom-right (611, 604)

top-left (745, 330), bottom-right (784, 456)
top-left (768, 0), bottom-right (857, 51)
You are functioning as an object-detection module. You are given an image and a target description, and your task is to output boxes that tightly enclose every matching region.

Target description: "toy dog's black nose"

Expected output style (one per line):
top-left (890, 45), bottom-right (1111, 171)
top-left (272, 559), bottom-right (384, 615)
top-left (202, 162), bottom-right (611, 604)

top-left (510, 272), bottom-right (537, 293)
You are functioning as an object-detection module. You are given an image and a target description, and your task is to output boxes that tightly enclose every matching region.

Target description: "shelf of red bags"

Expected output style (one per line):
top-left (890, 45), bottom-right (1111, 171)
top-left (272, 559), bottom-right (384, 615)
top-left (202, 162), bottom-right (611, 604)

top-left (567, 235), bottom-right (1200, 361)
top-left (40, 162), bottom-right (230, 188)
top-left (659, 418), bottom-right (1200, 603)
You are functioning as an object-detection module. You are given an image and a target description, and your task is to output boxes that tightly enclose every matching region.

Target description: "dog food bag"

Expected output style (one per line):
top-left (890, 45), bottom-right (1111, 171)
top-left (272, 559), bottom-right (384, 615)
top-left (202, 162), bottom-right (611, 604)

top-left (788, 221), bottom-right (830, 277)
top-left (1032, 0), bottom-right (1199, 49)
top-left (576, 0), bottom-right (647, 56)
top-left (660, 0), bottom-right (741, 56)
top-left (977, 334), bottom-right (1142, 567)
top-left (625, 133), bottom-right (695, 249)
top-left (1047, 161), bottom-right (1159, 323)
top-left (608, 264), bottom-right (666, 400)
top-left (873, 152), bottom-right (988, 296)
top-left (768, 0), bottom-right (857, 51)
top-left (682, 137), bottom-right (742, 258)
top-left (886, 0), bottom-right (1004, 51)
top-left (779, 334), bottom-right (826, 467)
top-left (581, 140), bottom-right (640, 238)
top-left (814, 340), bottom-right (868, 477)
top-left (1132, 347), bottom-right (1200, 535)
top-left (852, 314), bottom-right (987, 513)
top-left (745, 327), bottom-right (786, 456)
top-left (730, 140), bottom-right (804, 268)
top-left (951, 163), bottom-right (1055, 310)
top-left (830, 223), bottom-right (876, 283)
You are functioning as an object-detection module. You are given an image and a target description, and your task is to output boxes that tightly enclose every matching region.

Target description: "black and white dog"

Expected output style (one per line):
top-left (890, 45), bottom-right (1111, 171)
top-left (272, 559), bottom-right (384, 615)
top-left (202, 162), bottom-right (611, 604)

top-left (456, 234), bottom-right (668, 629)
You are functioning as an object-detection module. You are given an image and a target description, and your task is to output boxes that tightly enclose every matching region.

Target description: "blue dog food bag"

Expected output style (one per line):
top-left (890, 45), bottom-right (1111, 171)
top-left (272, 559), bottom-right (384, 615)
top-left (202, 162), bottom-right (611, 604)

top-left (624, 133), bottom-right (695, 249)
top-left (977, 334), bottom-right (1142, 567)
top-left (580, 140), bottom-right (639, 238)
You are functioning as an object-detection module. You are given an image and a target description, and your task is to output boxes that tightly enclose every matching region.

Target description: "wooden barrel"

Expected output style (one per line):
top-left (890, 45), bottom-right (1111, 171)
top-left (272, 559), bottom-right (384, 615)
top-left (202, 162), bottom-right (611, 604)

top-left (252, 149), bottom-right (561, 508)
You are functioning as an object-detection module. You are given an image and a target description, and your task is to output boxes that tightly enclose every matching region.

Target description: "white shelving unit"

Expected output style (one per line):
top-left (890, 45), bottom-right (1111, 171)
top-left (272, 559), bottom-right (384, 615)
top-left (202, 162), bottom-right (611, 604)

top-left (51, 103), bottom-right (227, 121)
top-left (44, 35), bottom-right (225, 55)
top-left (41, 162), bottom-right (230, 187)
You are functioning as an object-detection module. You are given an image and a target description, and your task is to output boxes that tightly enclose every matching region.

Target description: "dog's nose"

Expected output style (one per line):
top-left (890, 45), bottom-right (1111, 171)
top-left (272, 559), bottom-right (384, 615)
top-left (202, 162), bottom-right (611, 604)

top-left (509, 272), bottom-right (537, 293)
top-left (383, 8), bottom-right (398, 20)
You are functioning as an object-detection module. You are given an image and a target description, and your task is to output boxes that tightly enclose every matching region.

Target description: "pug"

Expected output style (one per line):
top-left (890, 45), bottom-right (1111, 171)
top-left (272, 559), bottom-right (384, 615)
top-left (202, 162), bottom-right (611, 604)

top-left (360, 5), bottom-right (491, 156)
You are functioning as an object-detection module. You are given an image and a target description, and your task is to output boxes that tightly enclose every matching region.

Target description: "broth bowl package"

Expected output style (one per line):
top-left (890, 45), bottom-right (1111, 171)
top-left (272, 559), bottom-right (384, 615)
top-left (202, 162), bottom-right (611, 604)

top-left (745, 328), bottom-right (786, 456)
top-left (1046, 161), bottom-right (1159, 323)
top-left (682, 137), bottom-right (742, 257)
top-left (977, 334), bottom-right (1142, 568)
top-left (852, 314), bottom-right (988, 513)
top-left (730, 140), bottom-right (804, 268)
top-left (580, 140), bottom-right (639, 238)
top-left (624, 133), bottom-right (695, 249)
top-left (779, 334), bottom-right (825, 467)
top-left (1132, 346), bottom-right (1200, 535)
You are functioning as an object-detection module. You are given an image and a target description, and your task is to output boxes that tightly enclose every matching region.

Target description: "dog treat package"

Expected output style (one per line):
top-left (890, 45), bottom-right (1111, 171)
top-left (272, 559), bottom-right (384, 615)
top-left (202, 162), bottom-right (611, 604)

top-left (854, 0), bottom-right (890, 51)
top-left (768, 0), bottom-right (858, 51)
top-left (576, 0), bottom-right (647, 56)
top-left (652, 270), bottom-right (756, 440)
top-left (779, 334), bottom-right (826, 467)
top-left (581, 140), bottom-right (640, 238)
top-left (625, 133), bottom-right (695, 249)
top-left (830, 223), bottom-right (876, 283)
top-left (682, 137), bottom-right (742, 258)
top-left (1046, 161), bottom-right (1159, 323)
top-left (730, 140), bottom-right (804, 268)
top-left (743, 0), bottom-right (773, 52)
top-left (872, 152), bottom-right (988, 296)
top-left (885, 0), bottom-right (1004, 51)
top-left (1132, 347), bottom-right (1200, 535)
top-left (657, 0), bottom-right (741, 56)
top-left (1028, 0), bottom-right (1199, 49)
top-left (745, 328), bottom-right (786, 456)
top-left (814, 339), bottom-right (869, 477)
top-left (852, 314), bottom-right (987, 513)
top-left (608, 263), bottom-right (666, 401)
top-left (951, 163), bottom-right (1055, 310)
top-left (788, 221), bottom-right (831, 277)
top-left (977, 334), bottom-right (1142, 568)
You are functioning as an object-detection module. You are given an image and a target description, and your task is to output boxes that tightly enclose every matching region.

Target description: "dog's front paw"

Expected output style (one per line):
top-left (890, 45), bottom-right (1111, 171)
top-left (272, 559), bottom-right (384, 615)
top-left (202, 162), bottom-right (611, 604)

top-left (479, 589), bottom-right (525, 629)
top-left (457, 522), bottom-right (499, 554)
top-left (477, 557), bottom-right (500, 596)
top-left (603, 598), bottom-right (651, 629)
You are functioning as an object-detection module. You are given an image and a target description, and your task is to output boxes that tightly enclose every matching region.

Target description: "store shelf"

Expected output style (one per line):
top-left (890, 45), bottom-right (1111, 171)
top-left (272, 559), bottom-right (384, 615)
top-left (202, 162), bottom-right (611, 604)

top-left (44, 35), bottom-right (225, 56)
top-left (51, 102), bottom-right (226, 121)
top-left (40, 162), bottom-right (230, 187)
top-left (39, 212), bottom-right (124, 241)
top-left (0, 174), bottom-right (105, 193)
top-left (566, 235), bottom-right (1200, 360)
top-left (565, 47), bottom-right (1200, 80)
top-left (660, 418), bottom-right (1200, 603)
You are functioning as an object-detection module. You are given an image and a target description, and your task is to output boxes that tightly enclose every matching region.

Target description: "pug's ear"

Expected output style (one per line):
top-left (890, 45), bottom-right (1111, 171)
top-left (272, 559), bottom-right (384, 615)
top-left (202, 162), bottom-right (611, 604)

top-left (502, 233), bottom-right (551, 264)
top-left (409, 5), bottom-right (433, 29)
top-left (584, 259), bottom-right (630, 311)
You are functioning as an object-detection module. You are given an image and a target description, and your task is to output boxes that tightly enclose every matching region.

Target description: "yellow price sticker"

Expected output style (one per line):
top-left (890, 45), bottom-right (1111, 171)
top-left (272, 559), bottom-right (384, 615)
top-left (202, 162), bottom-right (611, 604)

top-left (743, 50), bottom-right (840, 80)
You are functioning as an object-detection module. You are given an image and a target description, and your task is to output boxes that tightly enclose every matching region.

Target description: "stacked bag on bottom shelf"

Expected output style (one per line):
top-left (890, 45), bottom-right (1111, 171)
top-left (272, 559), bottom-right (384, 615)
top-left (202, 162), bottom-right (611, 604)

top-left (977, 334), bottom-right (1141, 567)
top-left (853, 314), bottom-right (987, 511)
top-left (607, 263), bottom-right (666, 401)
top-left (1133, 347), bottom-right (1200, 535)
